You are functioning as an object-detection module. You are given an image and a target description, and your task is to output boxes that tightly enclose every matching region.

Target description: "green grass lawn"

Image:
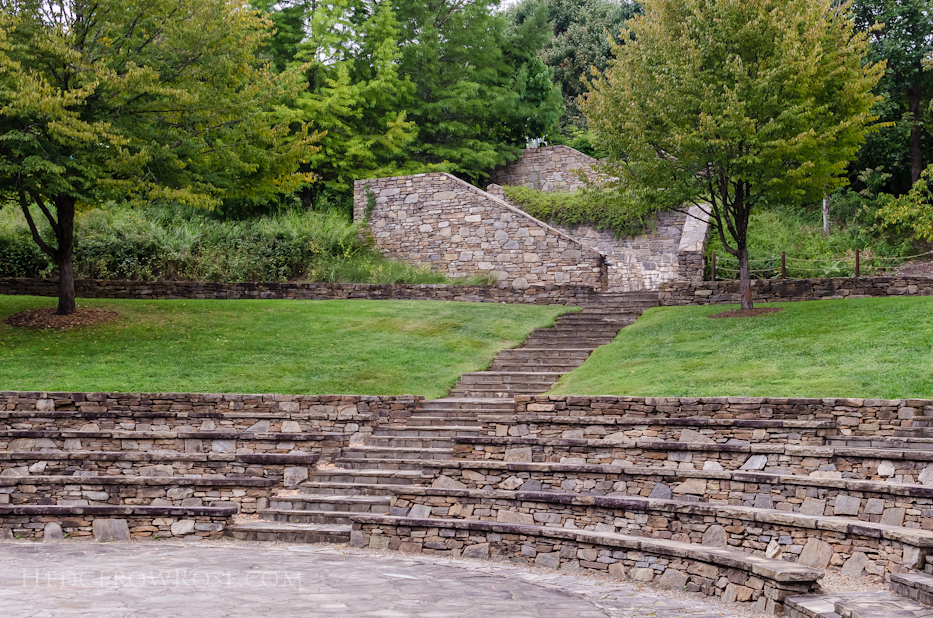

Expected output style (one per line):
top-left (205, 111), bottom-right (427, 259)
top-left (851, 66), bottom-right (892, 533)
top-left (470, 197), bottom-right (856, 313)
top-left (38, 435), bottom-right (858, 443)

top-left (551, 297), bottom-right (933, 399)
top-left (0, 296), bottom-right (572, 398)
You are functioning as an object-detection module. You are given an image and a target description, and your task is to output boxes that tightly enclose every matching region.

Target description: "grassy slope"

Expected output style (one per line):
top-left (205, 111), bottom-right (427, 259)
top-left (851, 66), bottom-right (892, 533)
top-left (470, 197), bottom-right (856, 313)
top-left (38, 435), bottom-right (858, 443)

top-left (0, 296), bottom-right (572, 398)
top-left (551, 297), bottom-right (933, 399)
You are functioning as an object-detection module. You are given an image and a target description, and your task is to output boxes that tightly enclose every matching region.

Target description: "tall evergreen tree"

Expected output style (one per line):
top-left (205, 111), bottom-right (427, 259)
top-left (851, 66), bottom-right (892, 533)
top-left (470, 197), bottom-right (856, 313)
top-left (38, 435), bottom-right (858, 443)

top-left (393, 0), bottom-right (564, 181)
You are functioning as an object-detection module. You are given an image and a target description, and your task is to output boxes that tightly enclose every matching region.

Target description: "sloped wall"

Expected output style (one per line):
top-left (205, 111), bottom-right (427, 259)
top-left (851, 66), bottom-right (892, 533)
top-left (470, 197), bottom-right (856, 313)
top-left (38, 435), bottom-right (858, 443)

top-left (353, 173), bottom-right (606, 290)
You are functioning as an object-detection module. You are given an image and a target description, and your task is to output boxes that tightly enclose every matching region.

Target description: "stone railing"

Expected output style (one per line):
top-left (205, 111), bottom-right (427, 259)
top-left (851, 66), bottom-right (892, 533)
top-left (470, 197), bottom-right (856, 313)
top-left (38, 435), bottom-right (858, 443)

top-left (0, 278), bottom-right (596, 305)
top-left (659, 276), bottom-right (933, 305)
top-left (484, 145), bottom-right (597, 192)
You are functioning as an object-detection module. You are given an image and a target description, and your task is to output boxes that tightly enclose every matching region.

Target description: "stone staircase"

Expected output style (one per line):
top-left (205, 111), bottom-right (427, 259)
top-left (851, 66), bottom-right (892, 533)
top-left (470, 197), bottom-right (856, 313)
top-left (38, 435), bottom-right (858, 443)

top-left (449, 292), bottom-right (658, 398)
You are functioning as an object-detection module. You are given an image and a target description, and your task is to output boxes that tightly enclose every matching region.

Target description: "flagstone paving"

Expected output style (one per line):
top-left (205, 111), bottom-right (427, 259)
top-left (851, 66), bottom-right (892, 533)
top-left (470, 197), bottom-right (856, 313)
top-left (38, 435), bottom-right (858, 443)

top-left (0, 542), bottom-right (748, 617)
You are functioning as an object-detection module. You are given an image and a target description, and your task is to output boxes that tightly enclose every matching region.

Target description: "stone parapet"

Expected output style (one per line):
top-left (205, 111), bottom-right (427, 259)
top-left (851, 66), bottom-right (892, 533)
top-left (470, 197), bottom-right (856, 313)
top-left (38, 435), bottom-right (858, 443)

top-left (0, 278), bottom-right (597, 305)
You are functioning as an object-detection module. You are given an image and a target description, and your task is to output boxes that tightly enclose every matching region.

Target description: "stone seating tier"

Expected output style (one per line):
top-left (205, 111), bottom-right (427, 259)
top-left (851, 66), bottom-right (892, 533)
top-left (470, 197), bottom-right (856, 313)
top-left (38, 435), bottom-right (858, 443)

top-left (342, 514), bottom-right (822, 615)
top-left (453, 436), bottom-right (933, 480)
top-left (0, 451), bottom-right (318, 482)
top-left (1, 504), bottom-right (235, 540)
top-left (0, 475), bottom-right (272, 511)
top-left (356, 484), bottom-right (931, 576)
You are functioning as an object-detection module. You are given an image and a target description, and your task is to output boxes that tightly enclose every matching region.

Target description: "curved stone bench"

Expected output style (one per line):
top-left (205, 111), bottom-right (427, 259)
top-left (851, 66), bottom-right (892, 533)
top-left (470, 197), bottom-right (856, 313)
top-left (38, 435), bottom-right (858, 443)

top-left (0, 504), bottom-right (236, 540)
top-left (0, 475), bottom-right (273, 511)
top-left (346, 514), bottom-right (823, 615)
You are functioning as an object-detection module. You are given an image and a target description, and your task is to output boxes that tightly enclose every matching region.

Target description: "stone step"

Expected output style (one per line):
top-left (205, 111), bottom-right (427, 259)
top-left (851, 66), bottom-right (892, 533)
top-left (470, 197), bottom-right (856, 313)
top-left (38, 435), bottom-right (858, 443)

top-left (826, 437), bottom-right (933, 452)
top-left (386, 415), bottom-right (482, 426)
top-left (890, 572), bottom-right (933, 606)
top-left (335, 458), bottom-right (430, 471)
top-left (224, 521), bottom-right (351, 543)
top-left (342, 446), bottom-right (453, 460)
top-left (489, 363), bottom-right (583, 373)
top-left (449, 388), bottom-right (551, 398)
top-left (494, 348), bottom-right (594, 358)
top-left (268, 494), bottom-right (391, 513)
top-left (417, 398), bottom-right (514, 410)
top-left (520, 338), bottom-right (613, 348)
top-left (310, 469), bottom-right (423, 485)
top-left (374, 426), bottom-right (481, 438)
top-left (362, 436), bottom-right (453, 448)
top-left (785, 593), bottom-right (933, 618)
top-left (298, 481), bottom-right (413, 496)
top-left (457, 372), bottom-right (563, 384)
top-left (262, 508), bottom-right (365, 525)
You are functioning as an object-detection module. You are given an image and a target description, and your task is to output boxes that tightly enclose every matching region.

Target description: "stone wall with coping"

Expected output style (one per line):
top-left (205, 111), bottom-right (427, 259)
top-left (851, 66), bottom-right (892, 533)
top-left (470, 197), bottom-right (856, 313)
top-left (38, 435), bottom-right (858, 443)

top-left (484, 145), bottom-right (597, 192)
top-left (0, 278), bottom-right (596, 305)
top-left (353, 173), bottom-right (607, 290)
top-left (386, 488), bottom-right (925, 576)
top-left (659, 276), bottom-right (933, 305)
top-left (350, 516), bottom-right (820, 614)
top-left (1, 508), bottom-right (230, 540)
top-left (513, 395), bottom-right (933, 437)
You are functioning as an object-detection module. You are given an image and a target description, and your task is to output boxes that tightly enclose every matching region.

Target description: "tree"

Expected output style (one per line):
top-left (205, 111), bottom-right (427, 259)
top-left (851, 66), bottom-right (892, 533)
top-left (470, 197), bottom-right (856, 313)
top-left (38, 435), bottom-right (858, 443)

top-left (0, 0), bottom-right (314, 314)
top-left (393, 0), bottom-right (564, 181)
top-left (852, 0), bottom-right (933, 189)
top-left (507, 0), bottom-right (641, 138)
top-left (583, 0), bottom-right (883, 309)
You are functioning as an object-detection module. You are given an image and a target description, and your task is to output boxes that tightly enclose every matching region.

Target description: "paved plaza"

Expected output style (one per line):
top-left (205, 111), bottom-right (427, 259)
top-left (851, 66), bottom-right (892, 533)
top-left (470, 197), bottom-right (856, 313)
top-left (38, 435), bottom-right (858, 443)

top-left (0, 541), bottom-right (747, 617)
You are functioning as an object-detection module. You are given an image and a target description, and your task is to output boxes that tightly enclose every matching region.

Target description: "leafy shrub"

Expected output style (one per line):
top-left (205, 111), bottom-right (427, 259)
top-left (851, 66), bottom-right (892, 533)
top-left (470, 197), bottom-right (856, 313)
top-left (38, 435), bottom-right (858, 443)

top-left (0, 204), bottom-right (494, 285)
top-left (501, 185), bottom-right (658, 237)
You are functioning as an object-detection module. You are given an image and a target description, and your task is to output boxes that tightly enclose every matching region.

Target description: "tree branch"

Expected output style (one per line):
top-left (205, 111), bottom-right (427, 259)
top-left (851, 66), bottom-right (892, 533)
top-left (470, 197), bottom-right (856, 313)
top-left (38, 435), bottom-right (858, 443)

top-left (18, 192), bottom-right (58, 259)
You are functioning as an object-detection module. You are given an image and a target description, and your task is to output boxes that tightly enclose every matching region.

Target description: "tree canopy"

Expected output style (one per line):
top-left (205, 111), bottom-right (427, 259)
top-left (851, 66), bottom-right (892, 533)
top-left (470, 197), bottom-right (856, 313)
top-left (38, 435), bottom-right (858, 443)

top-left (0, 0), bottom-right (315, 313)
top-left (583, 0), bottom-right (884, 308)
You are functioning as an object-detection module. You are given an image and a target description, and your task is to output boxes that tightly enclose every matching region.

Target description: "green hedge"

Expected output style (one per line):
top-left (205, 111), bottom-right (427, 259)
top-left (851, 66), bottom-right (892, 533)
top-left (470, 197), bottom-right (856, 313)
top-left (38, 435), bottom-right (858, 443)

top-left (0, 204), bottom-right (491, 285)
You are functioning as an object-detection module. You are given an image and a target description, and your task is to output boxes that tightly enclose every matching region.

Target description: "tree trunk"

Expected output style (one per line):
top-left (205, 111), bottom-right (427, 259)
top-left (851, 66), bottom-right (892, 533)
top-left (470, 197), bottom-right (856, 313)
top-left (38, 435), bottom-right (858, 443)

top-left (910, 80), bottom-right (923, 184)
top-left (738, 243), bottom-right (753, 310)
top-left (54, 196), bottom-right (77, 315)
top-left (822, 193), bottom-right (830, 236)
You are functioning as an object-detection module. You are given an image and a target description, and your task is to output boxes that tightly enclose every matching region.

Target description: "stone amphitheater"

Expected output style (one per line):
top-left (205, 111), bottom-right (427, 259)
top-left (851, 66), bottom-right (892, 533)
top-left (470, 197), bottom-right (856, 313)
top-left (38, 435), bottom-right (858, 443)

top-left (3, 149), bottom-right (933, 617)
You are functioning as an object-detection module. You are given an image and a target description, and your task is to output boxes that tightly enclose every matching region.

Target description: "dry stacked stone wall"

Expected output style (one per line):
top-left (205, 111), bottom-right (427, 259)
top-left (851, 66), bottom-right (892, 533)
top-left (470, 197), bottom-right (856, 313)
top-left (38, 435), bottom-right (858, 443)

top-left (353, 173), bottom-right (607, 290)
top-left (0, 278), bottom-right (596, 305)
top-left (484, 147), bottom-right (709, 291)
top-left (659, 276), bottom-right (933, 305)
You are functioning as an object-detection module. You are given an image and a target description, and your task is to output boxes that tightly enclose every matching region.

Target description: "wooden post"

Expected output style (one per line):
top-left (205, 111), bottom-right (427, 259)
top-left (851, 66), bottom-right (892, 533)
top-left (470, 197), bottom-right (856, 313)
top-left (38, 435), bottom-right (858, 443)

top-left (711, 252), bottom-right (716, 281)
top-left (855, 249), bottom-right (860, 277)
top-left (781, 251), bottom-right (786, 279)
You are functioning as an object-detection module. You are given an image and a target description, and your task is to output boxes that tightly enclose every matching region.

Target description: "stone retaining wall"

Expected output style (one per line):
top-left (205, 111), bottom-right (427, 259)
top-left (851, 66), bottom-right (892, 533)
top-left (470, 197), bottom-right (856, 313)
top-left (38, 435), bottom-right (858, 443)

top-left (659, 276), bottom-right (933, 305)
top-left (353, 173), bottom-right (607, 290)
top-left (0, 278), bottom-right (596, 305)
top-left (514, 396), bottom-right (933, 437)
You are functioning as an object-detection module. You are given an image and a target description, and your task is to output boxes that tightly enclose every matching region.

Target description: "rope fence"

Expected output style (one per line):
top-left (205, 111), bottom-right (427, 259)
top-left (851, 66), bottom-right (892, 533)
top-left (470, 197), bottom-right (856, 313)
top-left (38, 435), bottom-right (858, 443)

top-left (708, 250), bottom-right (933, 280)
